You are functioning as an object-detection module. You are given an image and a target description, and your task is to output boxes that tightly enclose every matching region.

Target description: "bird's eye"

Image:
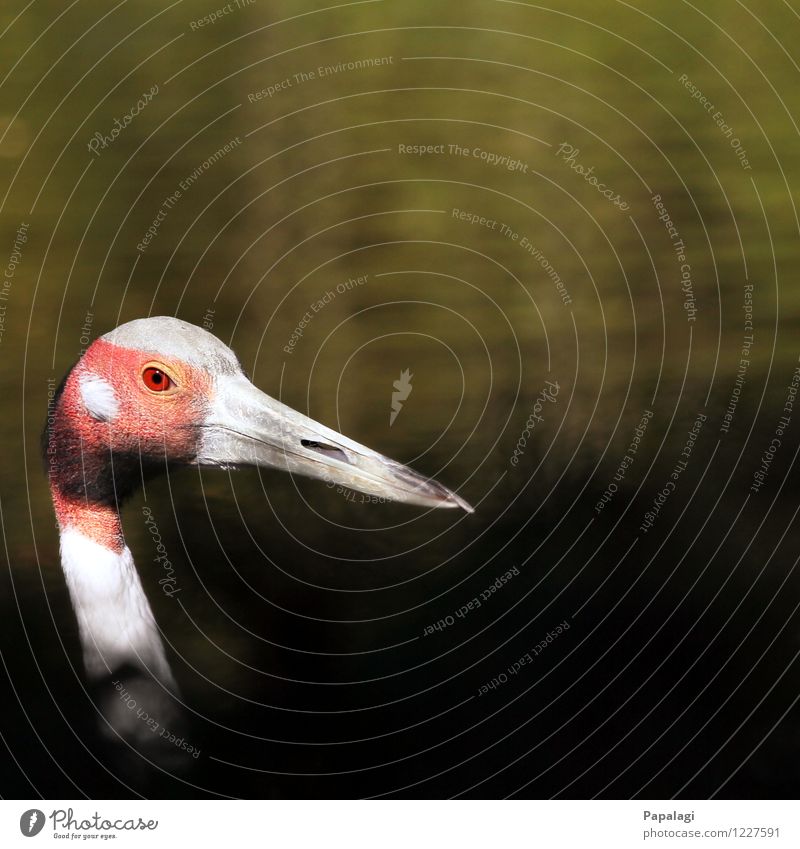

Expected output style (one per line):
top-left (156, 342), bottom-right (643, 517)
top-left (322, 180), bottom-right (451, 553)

top-left (142, 366), bottom-right (174, 393)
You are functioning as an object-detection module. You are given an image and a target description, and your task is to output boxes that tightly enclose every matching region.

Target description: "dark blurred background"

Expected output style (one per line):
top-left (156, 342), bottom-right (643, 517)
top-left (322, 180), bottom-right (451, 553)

top-left (1, 0), bottom-right (799, 798)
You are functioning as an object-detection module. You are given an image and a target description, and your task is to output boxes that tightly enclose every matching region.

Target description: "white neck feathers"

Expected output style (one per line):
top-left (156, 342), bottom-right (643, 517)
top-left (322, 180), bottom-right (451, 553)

top-left (59, 528), bottom-right (177, 692)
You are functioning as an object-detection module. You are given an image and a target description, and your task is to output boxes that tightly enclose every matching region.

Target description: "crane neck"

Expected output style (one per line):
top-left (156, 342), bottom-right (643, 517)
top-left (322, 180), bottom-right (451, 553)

top-left (50, 487), bottom-right (125, 554)
top-left (47, 446), bottom-right (176, 692)
top-left (44, 360), bottom-right (181, 743)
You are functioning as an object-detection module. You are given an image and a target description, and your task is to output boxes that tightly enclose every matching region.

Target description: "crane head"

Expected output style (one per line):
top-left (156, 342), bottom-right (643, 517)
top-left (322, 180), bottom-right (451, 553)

top-left (45, 316), bottom-right (473, 513)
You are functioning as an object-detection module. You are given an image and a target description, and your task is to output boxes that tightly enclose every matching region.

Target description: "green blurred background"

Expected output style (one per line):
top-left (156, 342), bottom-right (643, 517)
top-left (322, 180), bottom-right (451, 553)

top-left (1, 0), bottom-right (800, 798)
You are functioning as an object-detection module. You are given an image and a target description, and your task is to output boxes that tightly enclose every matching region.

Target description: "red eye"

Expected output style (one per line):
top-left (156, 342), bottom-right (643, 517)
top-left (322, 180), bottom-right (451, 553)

top-left (142, 366), bottom-right (173, 392)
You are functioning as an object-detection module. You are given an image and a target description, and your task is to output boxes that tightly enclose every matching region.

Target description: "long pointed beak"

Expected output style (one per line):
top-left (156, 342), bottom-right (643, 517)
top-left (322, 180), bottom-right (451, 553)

top-left (195, 374), bottom-right (473, 512)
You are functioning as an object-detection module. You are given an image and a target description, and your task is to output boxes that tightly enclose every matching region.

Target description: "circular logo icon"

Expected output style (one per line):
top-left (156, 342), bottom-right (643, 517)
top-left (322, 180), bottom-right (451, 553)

top-left (19, 809), bottom-right (46, 837)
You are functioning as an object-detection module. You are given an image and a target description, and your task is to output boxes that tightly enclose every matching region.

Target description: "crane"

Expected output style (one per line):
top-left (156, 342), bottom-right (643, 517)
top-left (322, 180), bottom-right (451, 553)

top-left (43, 316), bottom-right (472, 768)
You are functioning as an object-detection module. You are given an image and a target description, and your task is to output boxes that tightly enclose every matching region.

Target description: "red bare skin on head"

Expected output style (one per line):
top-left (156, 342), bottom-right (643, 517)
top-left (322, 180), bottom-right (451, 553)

top-left (46, 338), bottom-right (215, 553)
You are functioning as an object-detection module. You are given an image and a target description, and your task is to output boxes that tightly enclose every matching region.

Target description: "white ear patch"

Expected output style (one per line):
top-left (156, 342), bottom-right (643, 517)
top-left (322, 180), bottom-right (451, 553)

top-left (79, 373), bottom-right (119, 421)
